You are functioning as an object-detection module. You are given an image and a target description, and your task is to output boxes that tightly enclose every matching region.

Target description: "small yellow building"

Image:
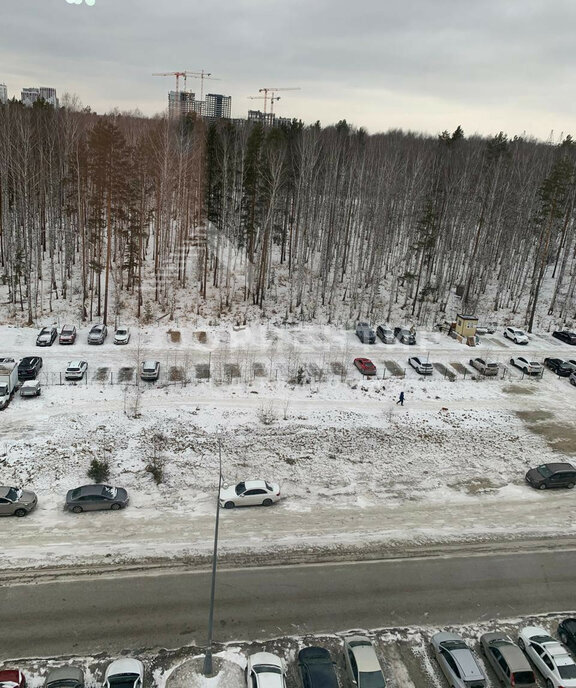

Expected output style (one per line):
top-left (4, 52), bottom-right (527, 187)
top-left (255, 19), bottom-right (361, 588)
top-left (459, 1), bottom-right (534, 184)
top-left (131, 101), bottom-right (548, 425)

top-left (454, 313), bottom-right (478, 346)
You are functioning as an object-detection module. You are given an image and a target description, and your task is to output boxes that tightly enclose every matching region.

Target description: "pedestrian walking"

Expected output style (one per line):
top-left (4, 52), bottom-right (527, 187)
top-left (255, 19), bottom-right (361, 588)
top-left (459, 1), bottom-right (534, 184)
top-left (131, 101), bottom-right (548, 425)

top-left (396, 391), bottom-right (405, 406)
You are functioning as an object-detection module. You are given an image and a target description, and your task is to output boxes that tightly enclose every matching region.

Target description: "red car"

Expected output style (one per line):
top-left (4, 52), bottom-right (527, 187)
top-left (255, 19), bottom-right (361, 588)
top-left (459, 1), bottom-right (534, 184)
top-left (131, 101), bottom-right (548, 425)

top-left (354, 357), bottom-right (376, 376)
top-left (0, 670), bottom-right (27, 688)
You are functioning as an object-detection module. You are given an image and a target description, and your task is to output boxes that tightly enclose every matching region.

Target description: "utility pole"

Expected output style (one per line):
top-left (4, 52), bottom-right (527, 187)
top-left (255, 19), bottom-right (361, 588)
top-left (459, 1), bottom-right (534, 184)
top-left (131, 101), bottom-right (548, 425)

top-left (203, 432), bottom-right (223, 676)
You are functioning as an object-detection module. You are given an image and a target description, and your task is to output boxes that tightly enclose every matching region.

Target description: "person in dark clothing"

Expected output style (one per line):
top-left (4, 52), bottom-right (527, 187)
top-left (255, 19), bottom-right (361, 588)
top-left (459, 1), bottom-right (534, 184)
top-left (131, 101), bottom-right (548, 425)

top-left (396, 391), bottom-right (405, 406)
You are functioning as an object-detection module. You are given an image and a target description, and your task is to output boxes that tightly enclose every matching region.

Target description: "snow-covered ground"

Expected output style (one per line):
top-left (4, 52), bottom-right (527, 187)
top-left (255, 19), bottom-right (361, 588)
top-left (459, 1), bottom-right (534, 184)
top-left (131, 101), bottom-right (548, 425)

top-left (1, 323), bottom-right (575, 572)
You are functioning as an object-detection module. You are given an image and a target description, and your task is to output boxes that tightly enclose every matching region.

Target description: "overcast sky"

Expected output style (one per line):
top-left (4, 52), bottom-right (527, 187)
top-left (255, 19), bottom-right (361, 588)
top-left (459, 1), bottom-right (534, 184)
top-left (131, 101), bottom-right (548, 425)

top-left (2, 0), bottom-right (575, 139)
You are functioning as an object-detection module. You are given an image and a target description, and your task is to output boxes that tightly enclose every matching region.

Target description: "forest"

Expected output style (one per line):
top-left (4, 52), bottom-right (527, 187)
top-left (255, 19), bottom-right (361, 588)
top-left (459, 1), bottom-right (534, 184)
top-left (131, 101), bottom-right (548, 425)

top-left (1, 99), bottom-right (575, 331)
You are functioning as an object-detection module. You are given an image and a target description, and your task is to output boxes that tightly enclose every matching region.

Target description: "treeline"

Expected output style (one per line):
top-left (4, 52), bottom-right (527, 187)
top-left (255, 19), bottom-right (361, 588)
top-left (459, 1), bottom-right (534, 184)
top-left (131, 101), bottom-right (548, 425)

top-left (1, 99), bottom-right (576, 330)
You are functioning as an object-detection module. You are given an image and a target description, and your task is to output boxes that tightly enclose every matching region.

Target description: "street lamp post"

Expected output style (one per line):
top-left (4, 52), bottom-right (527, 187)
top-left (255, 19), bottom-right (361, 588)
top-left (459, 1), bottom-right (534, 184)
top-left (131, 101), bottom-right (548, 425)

top-left (203, 433), bottom-right (222, 676)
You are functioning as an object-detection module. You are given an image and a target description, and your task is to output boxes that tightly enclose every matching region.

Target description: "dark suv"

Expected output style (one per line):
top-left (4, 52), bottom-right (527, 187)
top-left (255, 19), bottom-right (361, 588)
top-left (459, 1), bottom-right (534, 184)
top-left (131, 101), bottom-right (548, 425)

top-left (394, 327), bottom-right (416, 344)
top-left (553, 330), bottom-right (576, 345)
top-left (18, 356), bottom-right (43, 380)
top-left (544, 358), bottom-right (575, 376)
top-left (525, 462), bottom-right (576, 490)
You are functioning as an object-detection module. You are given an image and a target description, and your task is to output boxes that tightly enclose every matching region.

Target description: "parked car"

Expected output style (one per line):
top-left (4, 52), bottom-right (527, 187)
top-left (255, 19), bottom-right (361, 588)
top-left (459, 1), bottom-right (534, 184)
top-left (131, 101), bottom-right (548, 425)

top-left (87, 323), bottom-right (107, 344)
top-left (65, 484), bottom-right (129, 513)
top-left (36, 326), bottom-right (57, 347)
top-left (20, 380), bottom-right (41, 397)
top-left (245, 652), bottom-right (287, 688)
top-left (298, 647), bottom-right (339, 688)
top-left (553, 330), bottom-right (576, 345)
top-left (59, 325), bottom-right (77, 344)
top-left (0, 486), bottom-right (37, 517)
top-left (376, 324), bottom-right (395, 344)
top-left (219, 479), bottom-right (280, 509)
top-left (17, 356), bottom-right (42, 380)
top-left (394, 326), bottom-right (416, 344)
top-left (480, 632), bottom-right (536, 688)
top-left (408, 357), bottom-right (433, 375)
top-left (103, 659), bottom-right (143, 688)
top-left (469, 357), bottom-right (499, 376)
top-left (504, 327), bottom-right (529, 344)
top-left (544, 357), bottom-right (575, 377)
top-left (509, 356), bottom-right (543, 375)
top-left (355, 322), bottom-right (376, 344)
top-left (140, 360), bottom-right (160, 381)
top-left (558, 619), bottom-right (576, 656)
top-left (354, 357), bottom-right (376, 376)
top-left (343, 636), bottom-right (386, 688)
top-left (518, 626), bottom-right (576, 688)
top-left (65, 360), bottom-right (88, 380)
top-left (431, 632), bottom-right (486, 688)
top-left (44, 667), bottom-right (84, 688)
top-left (525, 462), bottom-right (576, 490)
top-left (476, 324), bottom-right (497, 335)
top-left (0, 670), bottom-right (26, 688)
top-left (114, 326), bottom-right (131, 345)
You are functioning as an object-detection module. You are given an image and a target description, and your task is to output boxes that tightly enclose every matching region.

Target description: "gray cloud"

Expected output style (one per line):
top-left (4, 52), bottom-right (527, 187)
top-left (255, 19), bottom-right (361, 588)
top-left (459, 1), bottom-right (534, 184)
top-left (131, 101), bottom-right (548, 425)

top-left (1, 0), bottom-right (576, 137)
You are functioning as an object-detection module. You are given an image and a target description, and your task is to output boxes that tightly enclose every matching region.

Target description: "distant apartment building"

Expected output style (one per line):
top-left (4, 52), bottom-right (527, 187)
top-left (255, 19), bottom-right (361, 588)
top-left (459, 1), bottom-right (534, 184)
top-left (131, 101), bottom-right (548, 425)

top-left (168, 90), bottom-right (195, 118)
top-left (204, 93), bottom-right (231, 119)
top-left (21, 86), bottom-right (59, 107)
top-left (0, 84), bottom-right (7, 104)
top-left (168, 90), bottom-right (231, 120)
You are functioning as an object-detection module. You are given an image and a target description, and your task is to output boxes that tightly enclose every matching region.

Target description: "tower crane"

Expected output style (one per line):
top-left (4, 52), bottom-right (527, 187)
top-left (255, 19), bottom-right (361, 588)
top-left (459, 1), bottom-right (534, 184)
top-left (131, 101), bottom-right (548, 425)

top-left (258, 87), bottom-right (300, 114)
top-left (248, 95), bottom-right (281, 114)
top-left (152, 69), bottom-right (219, 98)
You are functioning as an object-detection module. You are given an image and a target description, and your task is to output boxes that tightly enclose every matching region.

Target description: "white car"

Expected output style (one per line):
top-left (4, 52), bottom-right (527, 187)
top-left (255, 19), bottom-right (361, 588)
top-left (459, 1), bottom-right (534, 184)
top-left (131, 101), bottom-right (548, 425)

top-left (65, 360), bottom-right (88, 380)
top-left (504, 327), bottom-right (529, 344)
top-left (518, 626), bottom-right (576, 688)
top-left (219, 480), bottom-right (280, 509)
top-left (408, 356), bottom-right (433, 375)
top-left (114, 326), bottom-right (131, 345)
top-left (104, 659), bottom-right (144, 688)
top-left (510, 356), bottom-right (543, 375)
top-left (343, 636), bottom-right (386, 688)
top-left (140, 360), bottom-right (160, 381)
top-left (245, 652), bottom-right (286, 688)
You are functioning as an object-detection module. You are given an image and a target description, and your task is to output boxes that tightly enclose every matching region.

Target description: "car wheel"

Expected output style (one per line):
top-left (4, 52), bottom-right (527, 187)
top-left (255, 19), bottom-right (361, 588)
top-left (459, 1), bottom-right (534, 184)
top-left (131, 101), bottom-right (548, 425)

top-left (224, 501), bottom-right (235, 509)
top-left (504, 331), bottom-right (508, 338)
top-left (14, 508), bottom-right (27, 517)
top-left (539, 484), bottom-right (547, 490)
top-left (568, 483), bottom-right (575, 489)
top-left (518, 637), bottom-right (525, 650)
top-left (262, 498), bottom-right (273, 506)
top-left (546, 680), bottom-right (554, 688)
top-left (510, 358), bottom-right (515, 365)
top-left (72, 505), bottom-right (83, 513)
top-left (110, 503), bottom-right (122, 510)
top-left (523, 367), bottom-right (529, 374)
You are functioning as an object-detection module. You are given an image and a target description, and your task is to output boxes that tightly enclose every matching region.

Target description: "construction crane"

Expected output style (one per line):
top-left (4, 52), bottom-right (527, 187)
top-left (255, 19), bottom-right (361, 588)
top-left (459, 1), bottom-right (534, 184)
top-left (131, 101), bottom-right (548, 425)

top-left (248, 95), bottom-right (281, 114)
top-left (152, 69), bottom-right (219, 98)
top-left (258, 87), bottom-right (300, 114)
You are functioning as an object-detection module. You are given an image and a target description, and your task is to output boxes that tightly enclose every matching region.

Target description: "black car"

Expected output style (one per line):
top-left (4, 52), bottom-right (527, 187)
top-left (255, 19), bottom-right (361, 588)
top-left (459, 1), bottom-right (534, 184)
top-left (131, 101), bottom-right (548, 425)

top-left (544, 357), bottom-right (575, 377)
top-left (18, 356), bottom-right (43, 380)
top-left (525, 462), bottom-right (576, 490)
top-left (553, 330), bottom-right (576, 345)
top-left (298, 647), bottom-right (339, 688)
top-left (558, 619), bottom-right (576, 654)
top-left (394, 327), bottom-right (416, 344)
top-left (65, 484), bottom-right (129, 513)
top-left (36, 326), bottom-right (57, 346)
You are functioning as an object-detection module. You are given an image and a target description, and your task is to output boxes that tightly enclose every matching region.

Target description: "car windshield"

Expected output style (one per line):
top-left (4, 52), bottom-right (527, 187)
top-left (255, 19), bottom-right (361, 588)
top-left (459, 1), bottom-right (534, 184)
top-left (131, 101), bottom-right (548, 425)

top-left (558, 664), bottom-right (576, 679)
top-left (486, 362), bottom-right (498, 368)
top-left (530, 361), bottom-right (540, 366)
top-left (47, 681), bottom-right (80, 688)
top-left (235, 482), bottom-right (246, 495)
top-left (117, 329), bottom-right (127, 335)
top-left (358, 670), bottom-right (386, 688)
top-left (512, 671), bottom-right (535, 685)
top-left (442, 640), bottom-right (467, 650)
top-left (107, 674), bottom-right (138, 688)
top-left (537, 465), bottom-right (553, 478)
top-left (68, 367), bottom-right (80, 372)
top-left (6, 487), bottom-right (21, 501)
top-left (0, 385), bottom-right (8, 395)
top-left (254, 666), bottom-right (281, 675)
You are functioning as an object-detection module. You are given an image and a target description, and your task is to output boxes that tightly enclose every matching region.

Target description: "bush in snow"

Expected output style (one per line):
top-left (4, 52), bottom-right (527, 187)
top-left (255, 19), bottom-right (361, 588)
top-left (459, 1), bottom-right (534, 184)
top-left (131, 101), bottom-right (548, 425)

top-left (87, 458), bottom-right (110, 483)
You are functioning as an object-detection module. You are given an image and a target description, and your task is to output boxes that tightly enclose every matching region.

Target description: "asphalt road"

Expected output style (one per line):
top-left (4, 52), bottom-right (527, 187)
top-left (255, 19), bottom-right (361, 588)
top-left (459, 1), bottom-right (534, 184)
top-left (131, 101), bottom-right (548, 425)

top-left (2, 547), bottom-right (576, 659)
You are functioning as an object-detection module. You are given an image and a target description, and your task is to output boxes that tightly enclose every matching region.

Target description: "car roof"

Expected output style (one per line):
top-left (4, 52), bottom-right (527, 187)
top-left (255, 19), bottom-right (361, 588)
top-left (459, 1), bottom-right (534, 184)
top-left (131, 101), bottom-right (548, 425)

top-left (67, 361), bottom-right (84, 367)
top-left (76, 484), bottom-right (111, 495)
top-left (543, 463), bottom-right (576, 472)
top-left (250, 652), bottom-right (283, 669)
top-left (142, 360), bottom-right (159, 368)
top-left (46, 667), bottom-right (84, 684)
top-left (243, 480), bottom-right (269, 490)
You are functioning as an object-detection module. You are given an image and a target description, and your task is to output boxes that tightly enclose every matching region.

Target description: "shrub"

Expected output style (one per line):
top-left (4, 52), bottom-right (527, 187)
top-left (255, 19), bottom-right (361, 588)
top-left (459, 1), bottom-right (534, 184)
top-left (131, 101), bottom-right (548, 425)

top-left (87, 457), bottom-right (110, 483)
top-left (146, 457), bottom-right (164, 485)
